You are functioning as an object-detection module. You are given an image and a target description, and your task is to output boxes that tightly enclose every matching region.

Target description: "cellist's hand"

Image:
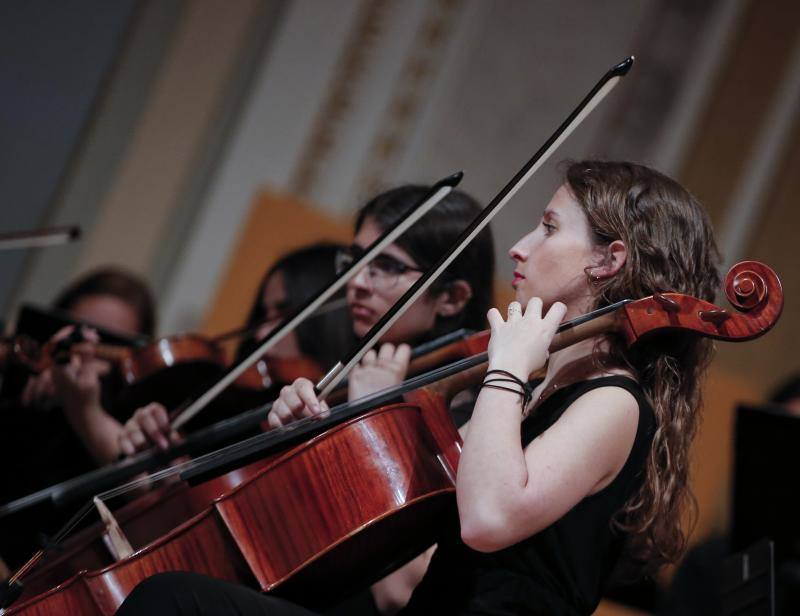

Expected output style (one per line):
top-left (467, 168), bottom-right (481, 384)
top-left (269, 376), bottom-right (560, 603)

top-left (486, 298), bottom-right (566, 380)
top-left (348, 343), bottom-right (411, 402)
top-left (267, 377), bottom-right (330, 429)
top-left (119, 402), bottom-right (182, 456)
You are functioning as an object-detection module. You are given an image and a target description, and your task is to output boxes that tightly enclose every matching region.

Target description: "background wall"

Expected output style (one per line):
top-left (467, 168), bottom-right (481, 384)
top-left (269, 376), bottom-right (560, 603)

top-left (2, 0), bottom-right (798, 612)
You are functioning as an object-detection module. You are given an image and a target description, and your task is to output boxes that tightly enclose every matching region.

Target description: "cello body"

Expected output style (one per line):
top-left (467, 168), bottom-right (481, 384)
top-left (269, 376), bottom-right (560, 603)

top-left (5, 392), bottom-right (461, 615)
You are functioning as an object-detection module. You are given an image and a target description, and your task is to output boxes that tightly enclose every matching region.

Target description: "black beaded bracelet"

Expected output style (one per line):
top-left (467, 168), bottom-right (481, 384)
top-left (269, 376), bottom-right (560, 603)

top-left (480, 369), bottom-right (533, 408)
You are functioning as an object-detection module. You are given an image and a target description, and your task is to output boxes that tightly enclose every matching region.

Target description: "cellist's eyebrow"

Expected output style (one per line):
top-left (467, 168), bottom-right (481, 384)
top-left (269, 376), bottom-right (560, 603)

top-left (543, 209), bottom-right (559, 221)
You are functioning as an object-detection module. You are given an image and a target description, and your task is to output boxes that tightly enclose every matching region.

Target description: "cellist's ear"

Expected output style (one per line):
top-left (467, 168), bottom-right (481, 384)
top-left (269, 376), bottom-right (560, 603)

top-left (434, 280), bottom-right (473, 317)
top-left (590, 240), bottom-right (627, 280)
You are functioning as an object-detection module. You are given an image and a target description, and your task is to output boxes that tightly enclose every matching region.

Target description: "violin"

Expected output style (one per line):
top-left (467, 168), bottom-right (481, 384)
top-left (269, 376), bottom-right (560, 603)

top-left (1, 328), bottom-right (227, 417)
top-left (2, 319), bottom-right (326, 422)
top-left (0, 260), bottom-right (784, 615)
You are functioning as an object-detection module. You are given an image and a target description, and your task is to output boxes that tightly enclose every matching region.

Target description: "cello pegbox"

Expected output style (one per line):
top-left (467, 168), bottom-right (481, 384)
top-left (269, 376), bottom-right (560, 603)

top-left (698, 309), bottom-right (730, 327)
top-left (652, 293), bottom-right (681, 313)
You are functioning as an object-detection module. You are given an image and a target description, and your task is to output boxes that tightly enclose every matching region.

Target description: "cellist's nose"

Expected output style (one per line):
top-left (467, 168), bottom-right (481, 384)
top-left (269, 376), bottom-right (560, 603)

top-left (349, 265), bottom-right (373, 293)
top-left (509, 233), bottom-right (531, 263)
top-left (255, 320), bottom-right (277, 343)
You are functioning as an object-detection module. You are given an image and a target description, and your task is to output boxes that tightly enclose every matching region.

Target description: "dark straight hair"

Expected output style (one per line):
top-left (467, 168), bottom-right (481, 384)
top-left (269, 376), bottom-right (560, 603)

top-left (237, 243), bottom-right (354, 367)
top-left (355, 185), bottom-right (495, 341)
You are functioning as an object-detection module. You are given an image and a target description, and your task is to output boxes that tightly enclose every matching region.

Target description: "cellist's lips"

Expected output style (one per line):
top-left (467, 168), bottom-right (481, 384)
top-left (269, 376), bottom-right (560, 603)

top-left (350, 302), bottom-right (375, 320)
top-left (512, 272), bottom-right (525, 288)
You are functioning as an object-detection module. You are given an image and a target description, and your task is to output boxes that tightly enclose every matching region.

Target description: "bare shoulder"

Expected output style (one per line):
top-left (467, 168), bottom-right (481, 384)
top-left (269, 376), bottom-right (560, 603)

top-left (554, 381), bottom-right (641, 493)
top-left (558, 380), bottom-right (641, 433)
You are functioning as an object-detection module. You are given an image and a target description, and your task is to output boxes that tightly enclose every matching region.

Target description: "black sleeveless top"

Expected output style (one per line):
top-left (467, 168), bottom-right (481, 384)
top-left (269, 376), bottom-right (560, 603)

top-left (399, 376), bottom-right (656, 616)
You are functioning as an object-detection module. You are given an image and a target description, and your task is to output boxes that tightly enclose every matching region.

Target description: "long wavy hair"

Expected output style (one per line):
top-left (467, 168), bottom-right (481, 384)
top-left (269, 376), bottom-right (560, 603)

top-left (564, 160), bottom-right (721, 574)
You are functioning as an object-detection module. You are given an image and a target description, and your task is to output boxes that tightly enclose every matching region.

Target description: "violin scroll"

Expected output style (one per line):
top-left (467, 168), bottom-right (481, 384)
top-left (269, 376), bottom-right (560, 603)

top-left (619, 260), bottom-right (783, 345)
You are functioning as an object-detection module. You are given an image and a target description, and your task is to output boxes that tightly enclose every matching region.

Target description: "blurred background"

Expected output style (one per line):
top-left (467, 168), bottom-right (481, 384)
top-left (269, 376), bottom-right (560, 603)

top-left (1, 0), bottom-right (798, 613)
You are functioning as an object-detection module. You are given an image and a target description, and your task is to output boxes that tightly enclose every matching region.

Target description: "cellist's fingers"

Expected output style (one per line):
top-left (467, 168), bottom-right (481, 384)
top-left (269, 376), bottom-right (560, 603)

top-left (168, 428), bottom-right (185, 445)
top-left (148, 402), bottom-right (183, 445)
top-left (524, 296), bottom-right (543, 320)
top-left (294, 378), bottom-right (322, 415)
top-left (121, 419), bottom-right (148, 452)
top-left (145, 403), bottom-right (171, 430)
top-left (278, 378), bottom-right (315, 417)
top-left (267, 404), bottom-right (287, 429)
top-left (135, 407), bottom-right (170, 450)
top-left (377, 343), bottom-right (395, 362)
top-left (486, 307), bottom-right (504, 330)
top-left (319, 400), bottom-right (331, 418)
top-left (118, 433), bottom-right (136, 457)
top-left (393, 343), bottom-right (412, 369)
top-left (269, 395), bottom-right (295, 428)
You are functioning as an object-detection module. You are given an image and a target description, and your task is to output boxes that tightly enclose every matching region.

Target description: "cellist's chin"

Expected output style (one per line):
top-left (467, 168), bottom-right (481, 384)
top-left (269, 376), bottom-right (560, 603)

top-left (351, 319), bottom-right (372, 339)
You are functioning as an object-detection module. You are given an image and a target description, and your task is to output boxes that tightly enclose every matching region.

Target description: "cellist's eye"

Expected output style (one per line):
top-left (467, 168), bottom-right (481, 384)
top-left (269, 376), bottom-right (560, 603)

top-left (264, 300), bottom-right (290, 322)
top-left (542, 222), bottom-right (556, 235)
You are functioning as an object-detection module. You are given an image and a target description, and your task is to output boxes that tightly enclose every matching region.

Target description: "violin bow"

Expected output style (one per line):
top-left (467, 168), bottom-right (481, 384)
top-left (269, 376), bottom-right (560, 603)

top-left (0, 225), bottom-right (80, 251)
top-left (316, 56), bottom-right (635, 398)
top-left (170, 172), bottom-right (463, 430)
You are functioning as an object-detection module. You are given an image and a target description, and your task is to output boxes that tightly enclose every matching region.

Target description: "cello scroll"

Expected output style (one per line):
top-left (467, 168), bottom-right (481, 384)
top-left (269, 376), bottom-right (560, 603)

top-left (619, 260), bottom-right (783, 346)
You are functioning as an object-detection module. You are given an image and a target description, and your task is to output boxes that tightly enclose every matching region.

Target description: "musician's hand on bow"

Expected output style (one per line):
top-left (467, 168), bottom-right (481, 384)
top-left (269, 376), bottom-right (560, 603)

top-left (268, 377), bottom-right (330, 429)
top-left (119, 402), bottom-right (182, 456)
top-left (348, 343), bottom-right (411, 402)
top-left (486, 298), bottom-right (566, 380)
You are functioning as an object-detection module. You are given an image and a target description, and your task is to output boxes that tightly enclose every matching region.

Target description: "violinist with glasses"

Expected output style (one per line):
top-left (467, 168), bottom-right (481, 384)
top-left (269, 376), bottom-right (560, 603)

top-left (117, 160), bottom-right (723, 615)
top-left (119, 185), bottom-right (495, 464)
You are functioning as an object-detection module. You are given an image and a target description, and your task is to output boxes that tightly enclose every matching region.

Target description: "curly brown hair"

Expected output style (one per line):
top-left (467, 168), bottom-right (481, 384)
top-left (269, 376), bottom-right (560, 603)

top-left (564, 160), bottom-right (721, 574)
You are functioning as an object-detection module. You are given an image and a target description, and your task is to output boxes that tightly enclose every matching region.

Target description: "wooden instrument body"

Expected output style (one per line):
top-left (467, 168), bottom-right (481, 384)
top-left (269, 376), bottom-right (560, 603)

top-left (6, 393), bottom-right (461, 615)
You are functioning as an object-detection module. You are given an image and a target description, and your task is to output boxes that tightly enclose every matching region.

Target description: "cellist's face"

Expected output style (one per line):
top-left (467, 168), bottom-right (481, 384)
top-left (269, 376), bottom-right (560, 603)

top-left (255, 271), bottom-right (301, 359)
top-left (346, 218), bottom-right (439, 345)
top-left (508, 185), bottom-right (600, 320)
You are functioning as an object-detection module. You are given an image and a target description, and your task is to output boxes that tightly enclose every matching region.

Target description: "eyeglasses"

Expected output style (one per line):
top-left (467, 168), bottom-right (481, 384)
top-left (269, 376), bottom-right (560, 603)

top-left (335, 246), bottom-right (423, 290)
